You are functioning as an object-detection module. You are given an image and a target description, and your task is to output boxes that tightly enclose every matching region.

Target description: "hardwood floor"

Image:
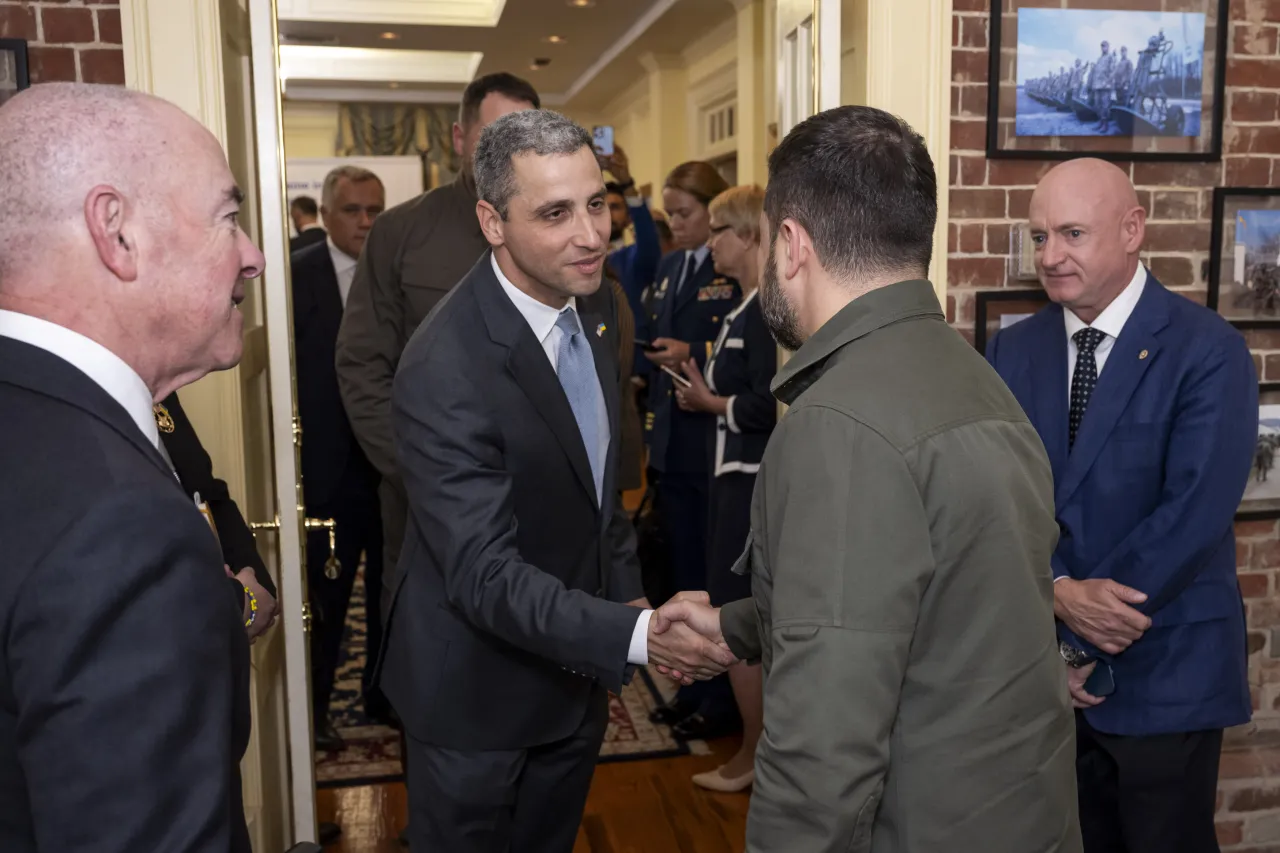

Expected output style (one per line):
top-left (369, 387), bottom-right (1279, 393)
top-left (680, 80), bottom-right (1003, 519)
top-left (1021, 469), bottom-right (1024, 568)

top-left (316, 737), bottom-right (749, 853)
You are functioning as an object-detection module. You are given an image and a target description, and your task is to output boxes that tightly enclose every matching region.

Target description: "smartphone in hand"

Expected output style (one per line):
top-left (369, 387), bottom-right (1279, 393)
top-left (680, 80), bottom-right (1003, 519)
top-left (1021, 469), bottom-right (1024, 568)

top-left (660, 364), bottom-right (692, 389)
top-left (593, 125), bottom-right (615, 157)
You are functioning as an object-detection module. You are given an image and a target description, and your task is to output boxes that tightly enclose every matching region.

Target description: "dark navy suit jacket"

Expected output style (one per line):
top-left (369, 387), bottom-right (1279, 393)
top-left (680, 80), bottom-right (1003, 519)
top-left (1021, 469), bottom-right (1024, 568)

top-left (645, 250), bottom-right (741, 474)
top-left (987, 274), bottom-right (1255, 736)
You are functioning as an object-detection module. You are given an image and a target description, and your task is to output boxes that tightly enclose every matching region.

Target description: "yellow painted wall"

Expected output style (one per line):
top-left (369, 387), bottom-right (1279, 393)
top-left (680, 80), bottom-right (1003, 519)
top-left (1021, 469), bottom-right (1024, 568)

top-left (282, 101), bottom-right (340, 159)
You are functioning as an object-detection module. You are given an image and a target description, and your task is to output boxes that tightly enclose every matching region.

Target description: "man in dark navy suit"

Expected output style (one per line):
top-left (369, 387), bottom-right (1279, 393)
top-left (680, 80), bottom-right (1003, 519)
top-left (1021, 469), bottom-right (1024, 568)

top-left (292, 165), bottom-right (387, 750)
top-left (0, 82), bottom-right (265, 853)
top-left (987, 158), bottom-right (1255, 853)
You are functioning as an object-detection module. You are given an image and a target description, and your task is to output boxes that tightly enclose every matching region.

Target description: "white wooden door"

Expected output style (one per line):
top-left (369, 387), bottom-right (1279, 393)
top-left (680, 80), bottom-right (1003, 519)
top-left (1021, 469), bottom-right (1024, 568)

top-left (242, 0), bottom-right (318, 843)
top-left (776, 0), bottom-right (841, 136)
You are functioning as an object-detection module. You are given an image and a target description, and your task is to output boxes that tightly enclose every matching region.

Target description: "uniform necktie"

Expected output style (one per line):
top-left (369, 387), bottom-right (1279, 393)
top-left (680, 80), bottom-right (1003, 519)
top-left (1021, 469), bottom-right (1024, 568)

top-left (676, 252), bottom-right (697, 295)
top-left (555, 309), bottom-right (604, 504)
top-left (1069, 327), bottom-right (1106, 450)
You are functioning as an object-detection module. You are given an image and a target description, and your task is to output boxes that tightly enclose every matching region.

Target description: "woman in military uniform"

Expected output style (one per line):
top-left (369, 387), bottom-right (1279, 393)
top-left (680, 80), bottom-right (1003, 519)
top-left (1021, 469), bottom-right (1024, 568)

top-left (643, 161), bottom-right (743, 740)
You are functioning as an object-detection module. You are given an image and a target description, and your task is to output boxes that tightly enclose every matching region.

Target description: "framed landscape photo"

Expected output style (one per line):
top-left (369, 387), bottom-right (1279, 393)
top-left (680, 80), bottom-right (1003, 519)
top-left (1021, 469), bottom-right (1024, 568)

top-left (973, 288), bottom-right (1051, 355)
top-left (1237, 384), bottom-right (1280, 521)
top-left (1209, 188), bottom-right (1280, 327)
top-left (987, 0), bottom-right (1228, 161)
top-left (0, 39), bottom-right (29, 109)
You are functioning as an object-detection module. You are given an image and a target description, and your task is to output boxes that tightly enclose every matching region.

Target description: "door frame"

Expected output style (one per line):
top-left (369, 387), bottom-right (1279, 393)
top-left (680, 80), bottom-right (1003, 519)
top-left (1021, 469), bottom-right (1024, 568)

top-left (246, 0), bottom-right (318, 839)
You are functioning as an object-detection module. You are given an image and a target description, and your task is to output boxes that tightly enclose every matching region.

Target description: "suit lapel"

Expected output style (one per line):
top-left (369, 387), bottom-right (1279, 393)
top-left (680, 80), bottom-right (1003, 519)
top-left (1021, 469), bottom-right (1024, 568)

top-left (1055, 284), bottom-right (1169, 507)
top-left (1027, 309), bottom-right (1070, 484)
top-left (474, 256), bottom-right (600, 507)
top-left (319, 252), bottom-right (344, 319)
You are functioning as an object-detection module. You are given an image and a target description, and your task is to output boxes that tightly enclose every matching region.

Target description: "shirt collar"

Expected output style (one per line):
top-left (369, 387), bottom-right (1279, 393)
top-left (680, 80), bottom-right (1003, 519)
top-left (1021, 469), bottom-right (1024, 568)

top-left (301, 222), bottom-right (324, 233)
top-left (327, 236), bottom-right (358, 277)
top-left (1064, 264), bottom-right (1147, 342)
top-left (773, 280), bottom-right (943, 405)
top-left (687, 245), bottom-right (711, 270)
top-left (0, 309), bottom-right (158, 447)
top-left (491, 253), bottom-right (576, 344)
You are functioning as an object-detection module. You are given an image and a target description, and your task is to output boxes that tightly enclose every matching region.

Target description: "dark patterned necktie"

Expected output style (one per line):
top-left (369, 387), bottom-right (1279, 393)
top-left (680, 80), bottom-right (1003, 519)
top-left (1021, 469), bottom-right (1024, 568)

top-left (1069, 327), bottom-right (1106, 450)
top-left (676, 252), bottom-right (697, 294)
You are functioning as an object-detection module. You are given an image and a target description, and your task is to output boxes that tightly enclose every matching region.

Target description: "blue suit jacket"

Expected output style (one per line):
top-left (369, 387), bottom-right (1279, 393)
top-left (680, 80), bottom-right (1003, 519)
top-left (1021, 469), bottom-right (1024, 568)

top-left (987, 275), bottom-right (1255, 737)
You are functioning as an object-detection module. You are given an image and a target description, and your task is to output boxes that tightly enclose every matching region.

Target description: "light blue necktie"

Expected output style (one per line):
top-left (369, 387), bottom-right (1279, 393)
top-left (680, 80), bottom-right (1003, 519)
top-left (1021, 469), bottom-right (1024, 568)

top-left (555, 309), bottom-right (604, 504)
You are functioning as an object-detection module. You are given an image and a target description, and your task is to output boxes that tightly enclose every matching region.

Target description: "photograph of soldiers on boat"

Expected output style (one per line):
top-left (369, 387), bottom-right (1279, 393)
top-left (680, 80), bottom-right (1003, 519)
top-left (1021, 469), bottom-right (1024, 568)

top-left (1015, 9), bottom-right (1206, 138)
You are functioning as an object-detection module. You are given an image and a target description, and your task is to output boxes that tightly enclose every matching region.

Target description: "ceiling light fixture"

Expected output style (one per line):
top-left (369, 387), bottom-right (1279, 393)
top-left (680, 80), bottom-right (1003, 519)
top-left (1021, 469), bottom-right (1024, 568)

top-left (389, 82), bottom-right (400, 88)
top-left (379, 31), bottom-right (399, 40)
top-left (567, 0), bottom-right (595, 7)
top-left (545, 35), bottom-right (567, 44)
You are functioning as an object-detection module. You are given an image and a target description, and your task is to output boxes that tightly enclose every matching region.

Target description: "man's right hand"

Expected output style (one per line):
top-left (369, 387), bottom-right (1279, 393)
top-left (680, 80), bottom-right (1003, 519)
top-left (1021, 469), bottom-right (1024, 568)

top-left (647, 592), bottom-right (735, 682)
top-left (1054, 578), bottom-right (1151, 655)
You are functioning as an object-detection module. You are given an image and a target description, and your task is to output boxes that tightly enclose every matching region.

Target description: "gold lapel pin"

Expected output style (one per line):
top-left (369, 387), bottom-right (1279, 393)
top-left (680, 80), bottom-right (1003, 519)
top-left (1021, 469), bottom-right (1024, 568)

top-left (1139, 349), bottom-right (1149, 360)
top-left (153, 403), bottom-right (175, 434)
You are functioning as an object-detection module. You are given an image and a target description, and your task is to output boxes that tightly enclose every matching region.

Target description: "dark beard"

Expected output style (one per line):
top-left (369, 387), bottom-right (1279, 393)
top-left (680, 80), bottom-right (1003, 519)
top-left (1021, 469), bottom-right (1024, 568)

top-left (759, 240), bottom-right (806, 352)
top-left (609, 224), bottom-right (623, 242)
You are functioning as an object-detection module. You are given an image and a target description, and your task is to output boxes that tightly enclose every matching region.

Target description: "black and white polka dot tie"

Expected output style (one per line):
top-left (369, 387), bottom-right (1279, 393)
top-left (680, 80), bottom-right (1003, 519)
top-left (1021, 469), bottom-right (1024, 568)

top-left (1069, 327), bottom-right (1106, 450)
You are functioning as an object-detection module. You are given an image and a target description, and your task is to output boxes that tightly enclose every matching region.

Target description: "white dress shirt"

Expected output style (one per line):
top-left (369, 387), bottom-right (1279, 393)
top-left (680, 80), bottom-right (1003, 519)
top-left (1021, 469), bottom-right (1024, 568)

top-left (327, 237), bottom-right (359, 308)
top-left (0, 309), bottom-right (159, 451)
top-left (490, 256), bottom-right (652, 664)
top-left (1063, 264), bottom-right (1147, 397)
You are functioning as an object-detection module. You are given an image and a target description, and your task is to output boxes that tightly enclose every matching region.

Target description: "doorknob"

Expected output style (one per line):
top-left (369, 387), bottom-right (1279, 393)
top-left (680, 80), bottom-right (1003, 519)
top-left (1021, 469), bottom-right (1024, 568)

top-left (249, 516), bottom-right (342, 579)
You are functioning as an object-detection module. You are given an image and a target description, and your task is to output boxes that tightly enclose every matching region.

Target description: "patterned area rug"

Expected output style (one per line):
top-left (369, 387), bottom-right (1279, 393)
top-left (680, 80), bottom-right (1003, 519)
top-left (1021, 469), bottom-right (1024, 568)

top-left (316, 567), bottom-right (703, 789)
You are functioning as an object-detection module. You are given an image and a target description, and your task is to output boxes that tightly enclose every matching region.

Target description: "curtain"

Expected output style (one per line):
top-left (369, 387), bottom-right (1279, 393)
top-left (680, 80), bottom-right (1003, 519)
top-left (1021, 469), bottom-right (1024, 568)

top-left (337, 104), bottom-right (459, 190)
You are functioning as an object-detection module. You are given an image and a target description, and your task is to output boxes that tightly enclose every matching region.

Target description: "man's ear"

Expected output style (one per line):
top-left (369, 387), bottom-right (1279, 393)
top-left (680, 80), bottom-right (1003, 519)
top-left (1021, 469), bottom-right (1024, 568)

top-left (1121, 205), bottom-right (1146, 255)
top-left (84, 185), bottom-right (138, 282)
top-left (452, 121), bottom-right (466, 158)
top-left (779, 218), bottom-right (807, 283)
top-left (476, 200), bottom-right (505, 248)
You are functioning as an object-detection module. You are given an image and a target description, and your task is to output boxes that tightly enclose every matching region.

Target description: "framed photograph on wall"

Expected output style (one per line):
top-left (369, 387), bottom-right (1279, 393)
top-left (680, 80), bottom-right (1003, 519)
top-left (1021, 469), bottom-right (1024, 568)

top-left (973, 288), bottom-right (1051, 355)
top-left (1237, 384), bottom-right (1280, 521)
top-left (0, 39), bottom-right (29, 109)
top-left (1208, 188), bottom-right (1280, 327)
top-left (986, 0), bottom-right (1228, 161)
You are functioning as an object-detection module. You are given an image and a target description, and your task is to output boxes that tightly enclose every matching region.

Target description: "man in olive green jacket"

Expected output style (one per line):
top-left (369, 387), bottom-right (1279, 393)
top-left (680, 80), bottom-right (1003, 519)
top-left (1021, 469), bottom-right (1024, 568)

top-left (656, 107), bottom-right (1080, 853)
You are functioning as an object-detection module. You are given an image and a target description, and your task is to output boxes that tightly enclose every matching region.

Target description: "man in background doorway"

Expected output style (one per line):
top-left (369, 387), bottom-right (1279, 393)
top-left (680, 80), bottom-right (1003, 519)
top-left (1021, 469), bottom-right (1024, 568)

top-left (336, 72), bottom-right (540, 623)
top-left (290, 194), bottom-right (325, 253)
top-left (292, 165), bottom-right (387, 750)
top-left (603, 144), bottom-right (662, 359)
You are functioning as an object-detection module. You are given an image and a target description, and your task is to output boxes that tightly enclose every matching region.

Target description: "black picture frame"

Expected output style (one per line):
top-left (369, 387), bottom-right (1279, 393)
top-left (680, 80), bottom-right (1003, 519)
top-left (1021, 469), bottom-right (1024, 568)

top-left (1237, 383), bottom-right (1280, 521)
top-left (973, 288), bottom-right (1051, 355)
top-left (0, 39), bottom-right (30, 109)
top-left (986, 0), bottom-right (1228, 162)
top-left (1208, 187), bottom-right (1280, 328)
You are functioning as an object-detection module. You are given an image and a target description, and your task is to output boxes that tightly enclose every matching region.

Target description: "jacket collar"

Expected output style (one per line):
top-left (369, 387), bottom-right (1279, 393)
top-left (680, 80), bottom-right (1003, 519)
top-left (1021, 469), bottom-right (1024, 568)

top-left (773, 279), bottom-right (943, 405)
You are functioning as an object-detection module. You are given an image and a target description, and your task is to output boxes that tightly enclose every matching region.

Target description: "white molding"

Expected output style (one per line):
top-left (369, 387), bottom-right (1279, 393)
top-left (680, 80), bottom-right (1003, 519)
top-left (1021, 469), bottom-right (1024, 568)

top-left (277, 0), bottom-right (507, 28)
top-left (681, 15), bottom-right (737, 69)
top-left (686, 59), bottom-right (737, 160)
top-left (639, 51), bottom-right (684, 74)
top-left (284, 83), bottom-right (463, 103)
top-left (864, 0), bottom-right (952, 298)
top-left (561, 0), bottom-right (678, 104)
top-left (279, 45), bottom-right (482, 85)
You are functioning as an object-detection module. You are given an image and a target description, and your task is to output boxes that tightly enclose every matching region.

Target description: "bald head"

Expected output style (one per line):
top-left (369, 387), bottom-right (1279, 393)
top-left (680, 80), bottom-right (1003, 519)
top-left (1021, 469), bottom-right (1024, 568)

top-left (1028, 158), bottom-right (1145, 324)
top-left (0, 82), bottom-right (265, 401)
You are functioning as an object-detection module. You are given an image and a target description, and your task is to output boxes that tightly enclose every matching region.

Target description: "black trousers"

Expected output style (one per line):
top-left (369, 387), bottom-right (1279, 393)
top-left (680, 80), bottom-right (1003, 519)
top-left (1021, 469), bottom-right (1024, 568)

top-left (1075, 712), bottom-right (1223, 853)
top-left (306, 494), bottom-right (383, 719)
top-left (656, 471), bottom-right (708, 595)
top-left (406, 692), bottom-right (609, 853)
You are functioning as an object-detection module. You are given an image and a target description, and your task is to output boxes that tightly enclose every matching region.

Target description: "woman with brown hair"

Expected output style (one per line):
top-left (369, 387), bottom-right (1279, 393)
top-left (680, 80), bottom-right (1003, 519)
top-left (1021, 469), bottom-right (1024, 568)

top-left (643, 161), bottom-right (744, 741)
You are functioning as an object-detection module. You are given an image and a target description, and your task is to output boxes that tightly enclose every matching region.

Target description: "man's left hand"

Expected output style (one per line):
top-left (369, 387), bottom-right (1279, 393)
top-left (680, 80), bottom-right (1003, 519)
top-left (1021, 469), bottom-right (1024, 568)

top-left (644, 338), bottom-right (690, 368)
top-left (227, 565), bottom-right (278, 643)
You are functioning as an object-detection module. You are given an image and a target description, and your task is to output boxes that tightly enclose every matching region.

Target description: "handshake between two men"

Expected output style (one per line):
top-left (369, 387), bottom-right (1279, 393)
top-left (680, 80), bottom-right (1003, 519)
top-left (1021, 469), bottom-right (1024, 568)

top-left (640, 591), bottom-right (734, 685)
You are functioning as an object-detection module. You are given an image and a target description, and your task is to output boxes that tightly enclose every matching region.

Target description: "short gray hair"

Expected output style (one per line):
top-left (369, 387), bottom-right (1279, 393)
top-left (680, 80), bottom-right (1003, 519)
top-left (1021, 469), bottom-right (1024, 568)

top-left (473, 109), bottom-right (592, 218)
top-left (321, 165), bottom-right (383, 209)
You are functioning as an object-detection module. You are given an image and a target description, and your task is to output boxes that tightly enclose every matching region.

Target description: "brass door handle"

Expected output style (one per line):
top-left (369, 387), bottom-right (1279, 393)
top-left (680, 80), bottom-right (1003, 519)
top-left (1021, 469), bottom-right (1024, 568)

top-left (249, 516), bottom-right (341, 577)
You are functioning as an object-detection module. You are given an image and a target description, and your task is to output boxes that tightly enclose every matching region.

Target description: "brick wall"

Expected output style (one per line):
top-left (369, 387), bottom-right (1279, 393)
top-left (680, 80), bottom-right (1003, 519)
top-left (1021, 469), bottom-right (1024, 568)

top-left (951, 0), bottom-right (1280, 848)
top-left (0, 0), bottom-right (123, 87)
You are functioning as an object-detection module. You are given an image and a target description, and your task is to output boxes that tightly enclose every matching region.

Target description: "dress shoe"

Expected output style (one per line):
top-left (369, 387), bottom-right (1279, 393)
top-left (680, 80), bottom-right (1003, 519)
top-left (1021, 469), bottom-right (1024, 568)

top-left (318, 822), bottom-right (342, 846)
top-left (649, 697), bottom-right (698, 726)
top-left (314, 718), bottom-right (346, 753)
top-left (691, 766), bottom-right (755, 793)
top-left (671, 712), bottom-right (743, 741)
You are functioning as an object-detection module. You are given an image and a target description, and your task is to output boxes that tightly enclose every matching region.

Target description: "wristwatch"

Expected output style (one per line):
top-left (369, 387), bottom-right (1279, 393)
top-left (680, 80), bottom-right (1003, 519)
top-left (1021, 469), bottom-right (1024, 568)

top-left (1059, 641), bottom-right (1095, 668)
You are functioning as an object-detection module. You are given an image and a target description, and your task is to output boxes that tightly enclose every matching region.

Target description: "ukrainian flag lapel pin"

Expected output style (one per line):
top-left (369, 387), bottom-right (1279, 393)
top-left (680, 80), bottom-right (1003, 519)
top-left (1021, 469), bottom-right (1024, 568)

top-left (596, 322), bottom-right (606, 338)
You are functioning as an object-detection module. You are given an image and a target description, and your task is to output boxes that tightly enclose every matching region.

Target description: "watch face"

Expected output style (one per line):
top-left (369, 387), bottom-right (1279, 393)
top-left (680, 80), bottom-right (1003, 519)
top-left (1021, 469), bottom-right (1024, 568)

top-left (1059, 641), bottom-right (1079, 664)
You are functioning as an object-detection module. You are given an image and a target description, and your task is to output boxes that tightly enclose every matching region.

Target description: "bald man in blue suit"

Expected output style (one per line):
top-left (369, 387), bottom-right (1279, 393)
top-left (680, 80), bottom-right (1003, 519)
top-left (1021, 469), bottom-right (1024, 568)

top-left (987, 159), bottom-right (1255, 853)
